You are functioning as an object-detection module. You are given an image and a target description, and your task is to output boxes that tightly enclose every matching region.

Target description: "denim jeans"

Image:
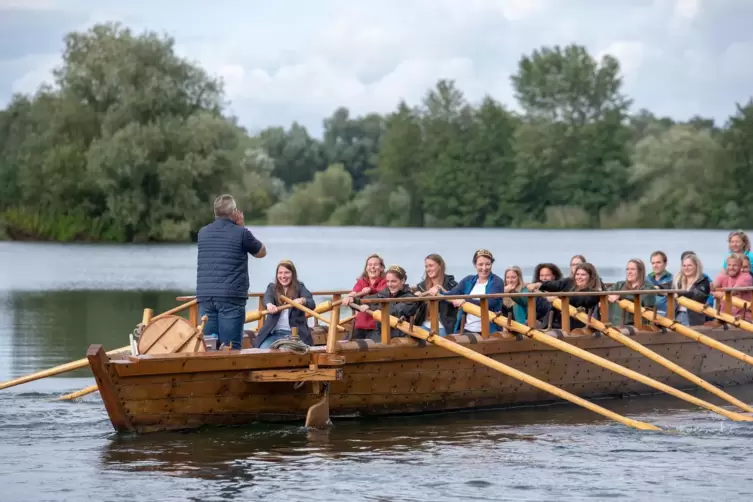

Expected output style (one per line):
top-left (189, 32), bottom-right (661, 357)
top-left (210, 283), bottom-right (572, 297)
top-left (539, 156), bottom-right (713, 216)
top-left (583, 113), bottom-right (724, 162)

top-left (260, 329), bottom-right (293, 349)
top-left (676, 310), bottom-right (689, 326)
top-left (199, 297), bottom-right (246, 350)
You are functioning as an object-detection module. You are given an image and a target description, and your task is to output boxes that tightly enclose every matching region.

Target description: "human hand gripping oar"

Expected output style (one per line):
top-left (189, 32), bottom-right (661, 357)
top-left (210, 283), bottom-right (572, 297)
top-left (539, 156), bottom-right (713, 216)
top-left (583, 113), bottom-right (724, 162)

top-left (279, 296), bottom-right (347, 333)
top-left (459, 302), bottom-right (753, 422)
top-left (619, 299), bottom-right (753, 368)
top-left (359, 307), bottom-right (660, 431)
top-left (552, 298), bottom-right (753, 414)
top-left (244, 299), bottom-right (344, 324)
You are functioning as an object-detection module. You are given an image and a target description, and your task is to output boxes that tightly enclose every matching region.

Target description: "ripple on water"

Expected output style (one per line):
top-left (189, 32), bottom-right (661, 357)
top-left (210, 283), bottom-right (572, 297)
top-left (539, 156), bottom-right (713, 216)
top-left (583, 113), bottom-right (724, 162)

top-left (2, 382), bottom-right (753, 501)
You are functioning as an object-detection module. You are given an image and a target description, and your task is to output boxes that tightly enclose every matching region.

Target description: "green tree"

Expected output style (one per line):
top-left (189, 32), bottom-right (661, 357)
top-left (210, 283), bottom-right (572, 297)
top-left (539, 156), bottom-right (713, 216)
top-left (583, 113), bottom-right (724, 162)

top-left (323, 107), bottom-right (384, 191)
top-left (259, 122), bottom-right (326, 187)
top-left (0, 22), bottom-right (266, 242)
top-left (629, 125), bottom-right (727, 227)
top-left (377, 101), bottom-right (426, 226)
top-left (511, 44), bottom-right (632, 225)
top-left (719, 100), bottom-right (753, 227)
top-left (266, 164), bottom-right (353, 225)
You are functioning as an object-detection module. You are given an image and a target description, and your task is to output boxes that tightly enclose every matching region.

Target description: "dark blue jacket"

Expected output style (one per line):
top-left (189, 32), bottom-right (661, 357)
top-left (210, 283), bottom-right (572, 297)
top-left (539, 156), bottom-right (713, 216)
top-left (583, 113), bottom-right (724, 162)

top-left (443, 273), bottom-right (507, 334)
top-left (196, 217), bottom-right (263, 300)
top-left (254, 282), bottom-right (316, 347)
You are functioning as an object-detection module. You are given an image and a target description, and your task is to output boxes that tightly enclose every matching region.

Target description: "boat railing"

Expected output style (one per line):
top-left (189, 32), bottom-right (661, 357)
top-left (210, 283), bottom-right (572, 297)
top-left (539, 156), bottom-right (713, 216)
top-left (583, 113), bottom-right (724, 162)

top-left (164, 286), bottom-right (753, 345)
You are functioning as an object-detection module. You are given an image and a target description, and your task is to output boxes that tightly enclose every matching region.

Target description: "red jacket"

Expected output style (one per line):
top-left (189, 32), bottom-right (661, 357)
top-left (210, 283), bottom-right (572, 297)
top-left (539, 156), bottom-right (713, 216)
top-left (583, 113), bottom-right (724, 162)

top-left (352, 276), bottom-right (387, 330)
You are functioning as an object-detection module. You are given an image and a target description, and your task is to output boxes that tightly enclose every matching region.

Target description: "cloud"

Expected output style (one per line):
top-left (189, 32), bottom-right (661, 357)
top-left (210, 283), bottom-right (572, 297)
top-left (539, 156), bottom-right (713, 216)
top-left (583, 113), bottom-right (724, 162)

top-left (1, 0), bottom-right (752, 135)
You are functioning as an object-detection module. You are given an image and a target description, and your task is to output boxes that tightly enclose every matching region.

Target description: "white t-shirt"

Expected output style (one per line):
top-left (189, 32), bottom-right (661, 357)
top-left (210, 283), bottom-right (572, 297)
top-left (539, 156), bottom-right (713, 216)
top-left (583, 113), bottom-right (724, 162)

top-left (275, 308), bottom-right (291, 332)
top-left (463, 282), bottom-right (488, 333)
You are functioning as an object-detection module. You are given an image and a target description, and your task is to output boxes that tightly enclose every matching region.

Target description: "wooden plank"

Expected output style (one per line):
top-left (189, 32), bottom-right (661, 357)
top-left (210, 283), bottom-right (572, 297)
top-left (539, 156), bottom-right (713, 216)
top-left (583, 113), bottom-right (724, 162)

top-left (87, 345), bottom-right (134, 432)
top-left (248, 368), bottom-right (342, 382)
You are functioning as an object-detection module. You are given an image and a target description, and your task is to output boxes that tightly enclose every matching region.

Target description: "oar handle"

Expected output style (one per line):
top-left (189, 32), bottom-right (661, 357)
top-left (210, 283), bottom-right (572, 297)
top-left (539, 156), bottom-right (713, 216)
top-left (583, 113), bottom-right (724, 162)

top-left (280, 296), bottom-right (346, 332)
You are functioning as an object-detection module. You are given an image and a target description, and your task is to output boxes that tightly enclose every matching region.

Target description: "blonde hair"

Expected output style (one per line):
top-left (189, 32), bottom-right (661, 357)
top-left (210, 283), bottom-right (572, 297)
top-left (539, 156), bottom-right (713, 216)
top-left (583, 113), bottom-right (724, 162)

top-left (728, 231), bottom-right (751, 252)
top-left (674, 253), bottom-right (703, 289)
top-left (503, 266), bottom-right (524, 309)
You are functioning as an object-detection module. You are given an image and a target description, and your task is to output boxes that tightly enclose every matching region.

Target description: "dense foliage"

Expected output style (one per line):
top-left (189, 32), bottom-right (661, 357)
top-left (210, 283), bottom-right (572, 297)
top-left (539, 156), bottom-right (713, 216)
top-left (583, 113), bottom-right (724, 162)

top-left (1, 23), bottom-right (751, 242)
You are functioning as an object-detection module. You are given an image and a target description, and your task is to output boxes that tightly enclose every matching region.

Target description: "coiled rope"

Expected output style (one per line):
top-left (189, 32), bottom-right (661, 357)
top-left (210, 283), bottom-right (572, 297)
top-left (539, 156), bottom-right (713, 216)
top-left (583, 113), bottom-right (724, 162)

top-left (269, 338), bottom-right (310, 355)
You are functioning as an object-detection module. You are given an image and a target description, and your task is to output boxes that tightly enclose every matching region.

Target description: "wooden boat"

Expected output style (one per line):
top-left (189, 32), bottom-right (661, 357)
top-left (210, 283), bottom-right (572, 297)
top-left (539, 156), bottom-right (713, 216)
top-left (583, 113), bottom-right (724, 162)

top-left (84, 288), bottom-right (753, 434)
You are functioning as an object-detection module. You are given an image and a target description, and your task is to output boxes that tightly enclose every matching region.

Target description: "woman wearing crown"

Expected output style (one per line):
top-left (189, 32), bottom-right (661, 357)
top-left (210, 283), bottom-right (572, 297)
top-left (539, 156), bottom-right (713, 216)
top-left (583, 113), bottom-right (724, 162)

top-left (441, 249), bottom-right (507, 335)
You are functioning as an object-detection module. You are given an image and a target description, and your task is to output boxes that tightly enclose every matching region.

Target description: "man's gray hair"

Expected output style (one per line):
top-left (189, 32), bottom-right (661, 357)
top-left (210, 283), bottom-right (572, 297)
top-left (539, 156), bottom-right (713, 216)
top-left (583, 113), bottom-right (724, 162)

top-left (214, 194), bottom-right (237, 218)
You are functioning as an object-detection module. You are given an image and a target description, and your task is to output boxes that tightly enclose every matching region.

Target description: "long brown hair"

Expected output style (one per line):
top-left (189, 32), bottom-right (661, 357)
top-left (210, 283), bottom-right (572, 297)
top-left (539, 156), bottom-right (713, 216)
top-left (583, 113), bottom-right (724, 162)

top-left (574, 263), bottom-right (601, 291)
top-left (359, 253), bottom-right (385, 281)
top-left (570, 254), bottom-right (587, 278)
top-left (625, 259), bottom-right (647, 289)
top-left (275, 260), bottom-right (301, 303)
top-left (423, 253), bottom-right (446, 290)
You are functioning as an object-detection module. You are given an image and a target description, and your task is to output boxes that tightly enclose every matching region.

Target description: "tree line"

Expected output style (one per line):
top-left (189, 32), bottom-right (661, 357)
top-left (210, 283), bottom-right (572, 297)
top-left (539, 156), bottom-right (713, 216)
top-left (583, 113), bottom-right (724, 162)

top-left (1, 22), bottom-right (751, 242)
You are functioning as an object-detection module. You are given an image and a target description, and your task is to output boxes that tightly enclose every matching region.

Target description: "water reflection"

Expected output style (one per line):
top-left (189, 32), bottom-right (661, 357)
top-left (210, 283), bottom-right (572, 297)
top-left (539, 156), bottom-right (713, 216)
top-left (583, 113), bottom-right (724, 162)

top-left (0, 289), bottom-right (187, 378)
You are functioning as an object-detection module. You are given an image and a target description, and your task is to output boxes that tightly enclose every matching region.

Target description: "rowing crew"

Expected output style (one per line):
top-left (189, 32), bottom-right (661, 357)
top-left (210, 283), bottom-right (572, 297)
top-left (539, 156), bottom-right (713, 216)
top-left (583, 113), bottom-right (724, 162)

top-left (257, 244), bottom-right (752, 348)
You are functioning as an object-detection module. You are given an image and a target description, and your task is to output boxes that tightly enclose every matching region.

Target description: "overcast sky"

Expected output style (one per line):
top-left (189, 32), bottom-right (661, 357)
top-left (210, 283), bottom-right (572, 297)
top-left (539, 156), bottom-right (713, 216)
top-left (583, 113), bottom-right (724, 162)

top-left (1, 0), bottom-right (751, 136)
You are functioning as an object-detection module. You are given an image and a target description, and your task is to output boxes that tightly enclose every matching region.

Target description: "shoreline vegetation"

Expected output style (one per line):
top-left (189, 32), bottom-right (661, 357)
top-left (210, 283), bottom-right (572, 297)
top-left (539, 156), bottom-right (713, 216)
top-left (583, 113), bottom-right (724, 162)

top-left (1, 22), bottom-right (752, 243)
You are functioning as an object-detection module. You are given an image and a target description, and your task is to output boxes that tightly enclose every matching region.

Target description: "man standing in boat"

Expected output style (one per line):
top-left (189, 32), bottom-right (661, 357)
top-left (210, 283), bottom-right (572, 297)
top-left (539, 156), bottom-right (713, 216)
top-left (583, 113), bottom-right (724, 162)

top-left (196, 194), bottom-right (267, 350)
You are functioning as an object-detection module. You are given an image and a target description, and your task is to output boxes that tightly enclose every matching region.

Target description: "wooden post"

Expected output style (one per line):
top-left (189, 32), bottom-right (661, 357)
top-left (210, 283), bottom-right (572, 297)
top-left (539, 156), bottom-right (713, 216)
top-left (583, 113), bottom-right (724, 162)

top-left (380, 303), bottom-right (391, 344)
top-left (330, 293), bottom-right (341, 332)
top-left (724, 291), bottom-right (733, 315)
top-left (633, 294), bottom-right (643, 330)
top-left (142, 308), bottom-right (153, 326)
top-left (666, 294), bottom-right (675, 320)
top-left (560, 296), bottom-right (570, 334)
top-left (480, 298), bottom-right (490, 339)
top-left (257, 297), bottom-right (265, 330)
top-left (599, 296), bottom-right (609, 322)
top-left (527, 297), bottom-right (536, 328)
top-left (326, 298), bottom-right (340, 354)
top-left (429, 300), bottom-right (440, 334)
top-left (188, 303), bottom-right (199, 327)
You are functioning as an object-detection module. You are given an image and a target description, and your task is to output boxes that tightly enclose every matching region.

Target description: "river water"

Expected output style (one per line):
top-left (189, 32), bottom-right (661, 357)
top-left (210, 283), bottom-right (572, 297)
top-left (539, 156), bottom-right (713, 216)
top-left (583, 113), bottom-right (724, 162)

top-left (1, 227), bottom-right (752, 501)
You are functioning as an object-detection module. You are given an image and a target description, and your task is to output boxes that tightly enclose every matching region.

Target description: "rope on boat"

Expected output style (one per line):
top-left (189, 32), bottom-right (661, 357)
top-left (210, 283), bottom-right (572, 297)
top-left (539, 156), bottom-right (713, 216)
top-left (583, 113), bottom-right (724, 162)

top-left (269, 338), bottom-right (310, 355)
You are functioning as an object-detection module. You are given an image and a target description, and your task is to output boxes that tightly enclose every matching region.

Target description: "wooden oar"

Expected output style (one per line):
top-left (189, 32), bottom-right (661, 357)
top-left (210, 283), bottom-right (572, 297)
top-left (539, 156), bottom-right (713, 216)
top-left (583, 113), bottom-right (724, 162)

top-left (460, 302), bottom-right (753, 422)
top-left (60, 299), bottom-right (349, 401)
top-left (280, 296), bottom-right (347, 333)
top-left (677, 297), bottom-right (753, 333)
top-left (731, 296), bottom-right (753, 316)
top-left (363, 308), bottom-right (660, 431)
top-left (0, 345), bottom-right (130, 391)
top-left (553, 299), bottom-right (753, 414)
top-left (245, 299), bottom-right (343, 323)
top-left (619, 300), bottom-right (753, 367)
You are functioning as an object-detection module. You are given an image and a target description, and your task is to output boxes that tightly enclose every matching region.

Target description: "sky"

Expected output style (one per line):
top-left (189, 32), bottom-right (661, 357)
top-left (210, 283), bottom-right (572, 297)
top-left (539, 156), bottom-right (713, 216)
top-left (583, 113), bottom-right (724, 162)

top-left (1, 0), bottom-right (752, 136)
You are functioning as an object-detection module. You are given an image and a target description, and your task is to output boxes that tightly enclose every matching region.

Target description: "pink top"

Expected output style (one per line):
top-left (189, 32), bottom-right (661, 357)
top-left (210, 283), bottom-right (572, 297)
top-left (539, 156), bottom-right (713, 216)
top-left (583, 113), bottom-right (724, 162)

top-left (713, 272), bottom-right (753, 320)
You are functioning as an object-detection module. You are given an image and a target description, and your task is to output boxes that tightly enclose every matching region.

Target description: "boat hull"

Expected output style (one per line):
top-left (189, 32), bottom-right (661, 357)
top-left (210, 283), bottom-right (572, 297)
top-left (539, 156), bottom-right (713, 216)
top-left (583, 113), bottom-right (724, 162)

top-left (87, 327), bottom-right (753, 434)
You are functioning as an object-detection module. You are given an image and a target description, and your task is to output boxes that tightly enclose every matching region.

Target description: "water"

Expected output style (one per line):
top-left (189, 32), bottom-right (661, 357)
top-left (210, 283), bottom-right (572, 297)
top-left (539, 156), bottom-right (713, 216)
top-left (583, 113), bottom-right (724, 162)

top-left (1, 227), bottom-right (752, 501)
